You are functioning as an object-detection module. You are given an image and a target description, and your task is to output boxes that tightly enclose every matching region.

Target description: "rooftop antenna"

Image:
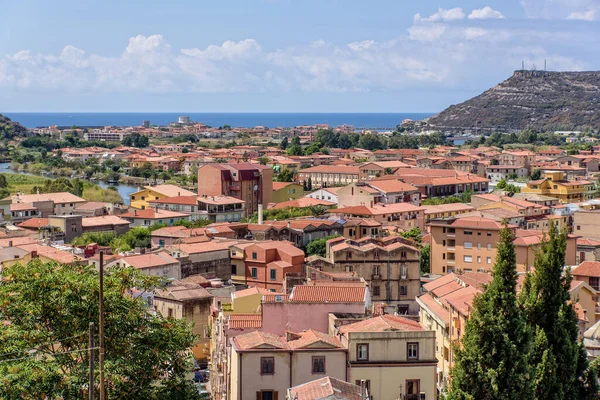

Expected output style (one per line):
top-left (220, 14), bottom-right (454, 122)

top-left (544, 59), bottom-right (547, 71)
top-left (522, 60), bottom-right (525, 71)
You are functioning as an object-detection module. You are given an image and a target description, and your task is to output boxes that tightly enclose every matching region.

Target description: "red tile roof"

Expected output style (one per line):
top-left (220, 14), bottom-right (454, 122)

top-left (289, 377), bottom-right (363, 400)
top-left (148, 195), bottom-right (199, 205)
top-left (340, 314), bottom-right (423, 333)
top-left (287, 329), bottom-right (343, 349)
top-left (290, 285), bottom-right (366, 303)
top-left (271, 198), bottom-right (335, 210)
top-left (417, 294), bottom-right (449, 325)
top-left (572, 261), bottom-right (600, 277)
top-left (17, 218), bottom-right (49, 229)
top-left (228, 314), bottom-right (263, 329)
top-left (120, 252), bottom-right (179, 269)
top-left (233, 330), bottom-right (289, 350)
top-left (121, 208), bottom-right (190, 219)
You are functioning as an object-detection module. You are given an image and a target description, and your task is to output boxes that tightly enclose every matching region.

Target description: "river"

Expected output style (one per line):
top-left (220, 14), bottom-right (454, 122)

top-left (0, 162), bottom-right (139, 205)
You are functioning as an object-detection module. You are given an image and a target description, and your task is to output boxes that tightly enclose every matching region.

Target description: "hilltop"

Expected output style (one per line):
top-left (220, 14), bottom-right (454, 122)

top-left (426, 70), bottom-right (600, 131)
top-left (0, 113), bottom-right (28, 138)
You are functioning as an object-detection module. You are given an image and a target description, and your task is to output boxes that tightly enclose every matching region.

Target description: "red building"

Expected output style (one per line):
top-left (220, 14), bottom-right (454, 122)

top-left (243, 241), bottom-right (304, 291)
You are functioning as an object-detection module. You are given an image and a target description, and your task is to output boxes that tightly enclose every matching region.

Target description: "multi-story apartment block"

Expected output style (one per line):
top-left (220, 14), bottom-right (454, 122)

top-left (522, 171), bottom-right (589, 203)
top-left (308, 236), bottom-right (421, 314)
top-left (296, 165), bottom-right (360, 188)
top-left (130, 184), bottom-right (197, 210)
top-left (337, 179), bottom-right (421, 208)
top-left (496, 150), bottom-right (535, 169)
top-left (243, 241), bottom-right (305, 291)
top-left (197, 163), bottom-right (273, 216)
top-left (430, 216), bottom-right (578, 274)
top-left (334, 202), bottom-right (425, 231)
top-left (336, 314), bottom-right (437, 400)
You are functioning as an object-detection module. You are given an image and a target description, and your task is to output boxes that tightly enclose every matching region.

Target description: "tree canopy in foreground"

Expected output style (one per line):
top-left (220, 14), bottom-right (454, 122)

top-left (0, 260), bottom-right (201, 399)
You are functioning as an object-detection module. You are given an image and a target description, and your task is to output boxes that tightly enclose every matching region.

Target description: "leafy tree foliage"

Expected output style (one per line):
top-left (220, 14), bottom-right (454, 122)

top-left (448, 227), bottom-right (533, 400)
top-left (280, 136), bottom-right (288, 150)
top-left (277, 169), bottom-right (294, 182)
top-left (31, 177), bottom-right (85, 197)
top-left (306, 234), bottom-right (341, 257)
top-left (71, 231), bottom-right (117, 247)
top-left (122, 132), bottom-right (150, 148)
top-left (519, 224), bottom-right (599, 399)
top-left (530, 169), bottom-right (542, 180)
top-left (420, 244), bottom-right (430, 274)
top-left (0, 260), bottom-right (200, 399)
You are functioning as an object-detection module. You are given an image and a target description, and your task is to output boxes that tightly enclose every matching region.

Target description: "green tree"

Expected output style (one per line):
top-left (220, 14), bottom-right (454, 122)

top-left (448, 227), bottom-right (532, 400)
top-left (258, 156), bottom-right (270, 165)
top-left (519, 224), bottom-right (599, 399)
top-left (419, 244), bottom-right (430, 274)
top-left (496, 179), bottom-right (507, 189)
top-left (357, 133), bottom-right (387, 150)
top-left (531, 169), bottom-right (542, 180)
top-left (0, 260), bottom-right (199, 399)
top-left (399, 227), bottom-right (422, 245)
top-left (306, 234), bottom-right (340, 257)
top-left (307, 177), bottom-right (313, 191)
top-left (280, 136), bottom-right (289, 150)
top-left (307, 204), bottom-right (328, 216)
top-left (0, 174), bottom-right (7, 188)
top-left (277, 169), bottom-right (294, 182)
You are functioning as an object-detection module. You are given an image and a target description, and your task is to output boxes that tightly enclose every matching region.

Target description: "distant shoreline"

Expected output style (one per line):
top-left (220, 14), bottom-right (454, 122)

top-left (3, 112), bottom-right (435, 129)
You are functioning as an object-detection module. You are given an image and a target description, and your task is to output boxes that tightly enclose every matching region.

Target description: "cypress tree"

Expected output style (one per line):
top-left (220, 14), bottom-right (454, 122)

top-left (520, 223), bottom-right (599, 399)
top-left (447, 227), bottom-right (532, 400)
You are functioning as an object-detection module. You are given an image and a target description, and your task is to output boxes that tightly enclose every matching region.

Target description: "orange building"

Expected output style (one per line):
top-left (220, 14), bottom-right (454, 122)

top-left (244, 241), bottom-right (305, 291)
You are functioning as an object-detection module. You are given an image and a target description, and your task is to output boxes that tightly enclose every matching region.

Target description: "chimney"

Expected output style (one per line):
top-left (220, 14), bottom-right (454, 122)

top-left (134, 209), bottom-right (137, 216)
top-left (31, 250), bottom-right (38, 259)
top-left (287, 221), bottom-right (291, 229)
top-left (258, 203), bottom-right (264, 225)
top-left (8, 240), bottom-right (13, 247)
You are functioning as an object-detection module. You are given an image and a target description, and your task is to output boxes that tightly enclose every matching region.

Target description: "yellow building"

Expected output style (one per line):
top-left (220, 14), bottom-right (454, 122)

top-left (129, 184), bottom-right (197, 210)
top-left (522, 171), bottom-right (588, 204)
top-left (272, 182), bottom-right (304, 204)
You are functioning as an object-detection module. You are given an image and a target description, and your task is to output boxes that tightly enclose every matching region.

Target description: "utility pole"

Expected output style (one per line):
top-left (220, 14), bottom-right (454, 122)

top-left (89, 322), bottom-right (95, 400)
top-left (99, 251), bottom-right (105, 400)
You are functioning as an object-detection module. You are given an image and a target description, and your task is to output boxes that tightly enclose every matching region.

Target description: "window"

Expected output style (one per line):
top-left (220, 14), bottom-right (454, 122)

top-left (170, 219), bottom-right (174, 224)
top-left (346, 251), bottom-right (352, 260)
top-left (577, 226), bottom-right (581, 230)
top-left (252, 252), bottom-right (257, 260)
top-left (406, 380), bottom-right (420, 399)
top-left (464, 242), bottom-right (473, 249)
top-left (270, 269), bottom-right (276, 280)
top-left (312, 356), bottom-right (325, 373)
top-left (357, 344), bottom-right (369, 361)
top-left (407, 342), bottom-right (419, 360)
top-left (487, 231), bottom-right (492, 236)
top-left (399, 285), bottom-right (408, 296)
top-left (251, 267), bottom-right (258, 278)
top-left (355, 380), bottom-right (371, 394)
top-left (487, 243), bottom-right (492, 250)
top-left (292, 189), bottom-right (296, 194)
top-left (487, 257), bottom-right (492, 264)
top-left (477, 256), bottom-right (481, 264)
top-left (260, 357), bottom-right (274, 374)
top-left (590, 277), bottom-right (600, 291)
top-left (464, 255), bottom-right (473, 263)
top-left (401, 251), bottom-right (407, 258)
top-left (464, 230), bottom-right (473, 235)
top-left (168, 308), bottom-right (173, 318)
top-left (131, 196), bottom-right (136, 200)
top-left (397, 304), bottom-right (409, 315)
top-left (159, 239), bottom-right (165, 248)
top-left (231, 265), bottom-right (237, 275)
top-left (477, 243), bottom-right (482, 250)
top-left (373, 286), bottom-right (380, 296)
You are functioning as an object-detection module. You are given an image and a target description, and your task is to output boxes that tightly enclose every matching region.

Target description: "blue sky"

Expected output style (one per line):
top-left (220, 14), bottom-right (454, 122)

top-left (0, 0), bottom-right (599, 112)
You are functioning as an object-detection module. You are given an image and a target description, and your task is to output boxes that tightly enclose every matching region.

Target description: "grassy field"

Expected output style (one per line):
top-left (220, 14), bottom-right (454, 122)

top-left (3, 173), bottom-right (123, 203)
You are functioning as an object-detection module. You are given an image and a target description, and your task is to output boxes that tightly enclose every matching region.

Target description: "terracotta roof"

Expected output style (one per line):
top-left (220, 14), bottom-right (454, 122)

top-left (10, 203), bottom-right (37, 211)
top-left (444, 286), bottom-right (479, 316)
top-left (423, 203), bottom-right (474, 215)
top-left (198, 195), bottom-right (245, 205)
top-left (289, 285), bottom-right (367, 303)
top-left (81, 215), bottom-right (130, 228)
top-left (120, 252), bottom-right (179, 269)
top-left (335, 202), bottom-right (424, 216)
top-left (74, 202), bottom-right (109, 211)
top-left (17, 244), bottom-right (79, 264)
top-left (151, 226), bottom-right (189, 238)
top-left (121, 208), bottom-right (190, 219)
top-left (233, 330), bottom-right (288, 350)
top-left (432, 280), bottom-right (464, 298)
top-left (174, 241), bottom-right (234, 254)
top-left (14, 192), bottom-right (86, 205)
top-left (17, 218), bottom-right (49, 229)
top-left (289, 377), bottom-right (363, 400)
top-left (448, 216), bottom-right (507, 230)
top-left (287, 329), bottom-right (343, 349)
top-left (154, 280), bottom-right (212, 301)
top-left (142, 185), bottom-right (196, 197)
top-left (417, 294), bottom-right (449, 325)
top-left (233, 286), bottom-right (273, 298)
top-left (340, 314), bottom-right (423, 333)
top-left (228, 314), bottom-right (262, 329)
top-left (572, 261), bottom-right (600, 277)
top-left (578, 238), bottom-right (600, 247)
top-left (271, 198), bottom-right (335, 210)
top-left (423, 273), bottom-right (456, 292)
top-left (0, 236), bottom-right (38, 247)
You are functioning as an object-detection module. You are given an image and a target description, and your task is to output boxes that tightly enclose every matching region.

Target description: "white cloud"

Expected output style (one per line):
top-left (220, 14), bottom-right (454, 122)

top-left (414, 8), bottom-right (465, 22)
top-left (408, 25), bottom-right (447, 41)
top-left (463, 27), bottom-right (489, 40)
top-left (567, 9), bottom-right (599, 20)
top-left (468, 6), bottom-right (505, 19)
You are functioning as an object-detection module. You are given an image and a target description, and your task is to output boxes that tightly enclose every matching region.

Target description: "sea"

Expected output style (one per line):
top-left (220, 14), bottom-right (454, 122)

top-left (3, 112), bottom-right (433, 129)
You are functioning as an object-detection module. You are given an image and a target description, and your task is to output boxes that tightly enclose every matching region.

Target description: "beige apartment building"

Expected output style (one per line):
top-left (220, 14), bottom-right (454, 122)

top-left (336, 314), bottom-right (437, 400)
top-left (296, 165), bottom-right (360, 188)
top-left (307, 236), bottom-right (421, 315)
top-left (229, 330), bottom-right (347, 400)
top-left (430, 216), bottom-right (579, 274)
top-left (336, 179), bottom-right (421, 208)
top-left (574, 210), bottom-right (600, 240)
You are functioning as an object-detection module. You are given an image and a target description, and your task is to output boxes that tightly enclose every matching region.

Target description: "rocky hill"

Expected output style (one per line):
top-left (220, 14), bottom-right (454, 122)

top-left (0, 114), bottom-right (28, 138)
top-left (426, 70), bottom-right (600, 131)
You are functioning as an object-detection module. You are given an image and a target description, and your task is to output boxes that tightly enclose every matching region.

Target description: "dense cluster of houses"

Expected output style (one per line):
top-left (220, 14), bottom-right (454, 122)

top-left (5, 137), bottom-right (600, 399)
